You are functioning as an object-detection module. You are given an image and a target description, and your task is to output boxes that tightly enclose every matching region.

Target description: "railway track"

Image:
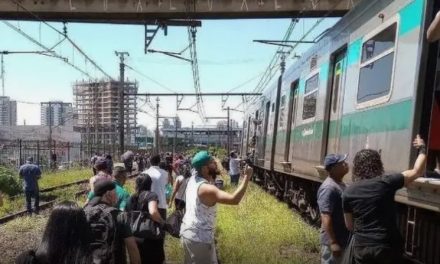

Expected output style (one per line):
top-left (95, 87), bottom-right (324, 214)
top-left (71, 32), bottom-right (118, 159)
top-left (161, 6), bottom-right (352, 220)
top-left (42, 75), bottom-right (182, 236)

top-left (0, 172), bottom-right (139, 225)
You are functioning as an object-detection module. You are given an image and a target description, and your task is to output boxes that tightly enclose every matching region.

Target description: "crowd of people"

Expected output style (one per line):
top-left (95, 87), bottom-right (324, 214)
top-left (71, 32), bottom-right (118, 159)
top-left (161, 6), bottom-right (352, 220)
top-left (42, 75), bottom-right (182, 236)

top-left (15, 149), bottom-right (253, 264)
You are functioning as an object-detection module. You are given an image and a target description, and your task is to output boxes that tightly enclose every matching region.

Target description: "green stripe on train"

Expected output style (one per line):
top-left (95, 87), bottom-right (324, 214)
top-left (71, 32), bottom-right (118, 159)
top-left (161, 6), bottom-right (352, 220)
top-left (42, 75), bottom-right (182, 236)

top-left (283, 99), bottom-right (413, 142)
top-left (399, 0), bottom-right (424, 36)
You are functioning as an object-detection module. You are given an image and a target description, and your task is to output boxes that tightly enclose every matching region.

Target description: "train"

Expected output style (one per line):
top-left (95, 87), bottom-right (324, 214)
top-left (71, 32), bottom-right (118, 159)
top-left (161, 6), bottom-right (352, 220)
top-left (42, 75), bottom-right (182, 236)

top-left (241, 0), bottom-right (440, 263)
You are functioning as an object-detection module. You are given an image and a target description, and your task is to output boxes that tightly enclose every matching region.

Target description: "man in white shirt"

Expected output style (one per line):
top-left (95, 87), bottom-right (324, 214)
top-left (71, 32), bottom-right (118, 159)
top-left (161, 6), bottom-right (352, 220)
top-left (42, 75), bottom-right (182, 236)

top-left (229, 151), bottom-right (241, 185)
top-left (143, 154), bottom-right (169, 217)
top-left (142, 154), bottom-right (168, 262)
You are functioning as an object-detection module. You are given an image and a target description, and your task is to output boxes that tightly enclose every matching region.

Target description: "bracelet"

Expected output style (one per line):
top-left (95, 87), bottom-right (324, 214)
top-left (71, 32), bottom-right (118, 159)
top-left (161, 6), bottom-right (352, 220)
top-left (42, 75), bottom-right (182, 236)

top-left (418, 145), bottom-right (427, 155)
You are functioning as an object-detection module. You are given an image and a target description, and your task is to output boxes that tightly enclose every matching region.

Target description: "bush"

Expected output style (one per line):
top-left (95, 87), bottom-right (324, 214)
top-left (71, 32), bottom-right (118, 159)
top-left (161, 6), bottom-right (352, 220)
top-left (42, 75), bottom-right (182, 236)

top-left (0, 166), bottom-right (22, 196)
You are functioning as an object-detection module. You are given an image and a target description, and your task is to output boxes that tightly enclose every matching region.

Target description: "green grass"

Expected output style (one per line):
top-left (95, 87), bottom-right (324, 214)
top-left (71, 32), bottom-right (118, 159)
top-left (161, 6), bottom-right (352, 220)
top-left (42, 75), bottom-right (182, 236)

top-left (39, 168), bottom-right (91, 189)
top-left (0, 168), bottom-right (91, 218)
top-left (216, 183), bottom-right (319, 264)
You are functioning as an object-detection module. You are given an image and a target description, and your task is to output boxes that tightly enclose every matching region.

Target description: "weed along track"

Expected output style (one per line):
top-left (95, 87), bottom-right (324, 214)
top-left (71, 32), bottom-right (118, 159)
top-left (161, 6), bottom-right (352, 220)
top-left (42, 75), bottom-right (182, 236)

top-left (0, 171), bottom-right (140, 225)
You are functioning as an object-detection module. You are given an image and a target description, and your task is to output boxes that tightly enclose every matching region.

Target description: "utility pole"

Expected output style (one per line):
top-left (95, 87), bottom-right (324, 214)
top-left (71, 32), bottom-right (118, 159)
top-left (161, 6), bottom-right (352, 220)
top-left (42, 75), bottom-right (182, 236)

top-left (173, 116), bottom-right (178, 157)
top-left (1, 54), bottom-right (4, 96)
top-left (115, 51), bottom-right (129, 157)
top-left (227, 106), bottom-right (230, 154)
top-left (155, 97), bottom-right (160, 154)
top-left (48, 101), bottom-right (52, 170)
top-left (191, 122), bottom-right (194, 147)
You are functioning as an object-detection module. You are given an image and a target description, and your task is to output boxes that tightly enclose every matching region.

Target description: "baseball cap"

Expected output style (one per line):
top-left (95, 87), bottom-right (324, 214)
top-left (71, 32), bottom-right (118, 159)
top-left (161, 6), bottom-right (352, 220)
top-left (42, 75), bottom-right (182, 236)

top-left (324, 154), bottom-right (348, 171)
top-left (192, 151), bottom-right (213, 170)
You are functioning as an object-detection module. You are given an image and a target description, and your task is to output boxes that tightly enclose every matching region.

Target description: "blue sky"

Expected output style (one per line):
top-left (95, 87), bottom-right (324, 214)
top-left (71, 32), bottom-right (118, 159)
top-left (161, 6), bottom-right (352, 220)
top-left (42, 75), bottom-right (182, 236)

top-left (0, 18), bottom-right (339, 128)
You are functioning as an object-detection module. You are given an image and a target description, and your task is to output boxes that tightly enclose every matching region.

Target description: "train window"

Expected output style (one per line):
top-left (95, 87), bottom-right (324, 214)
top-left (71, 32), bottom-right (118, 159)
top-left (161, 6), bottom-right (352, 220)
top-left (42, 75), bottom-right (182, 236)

top-left (357, 22), bottom-right (397, 105)
top-left (303, 74), bottom-right (319, 120)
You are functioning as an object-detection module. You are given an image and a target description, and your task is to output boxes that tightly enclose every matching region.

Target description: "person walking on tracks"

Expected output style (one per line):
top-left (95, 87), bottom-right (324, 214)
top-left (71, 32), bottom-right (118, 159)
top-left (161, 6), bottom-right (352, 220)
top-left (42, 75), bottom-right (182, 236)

top-left (342, 135), bottom-right (427, 264)
top-left (84, 180), bottom-right (141, 264)
top-left (180, 151), bottom-right (253, 264)
top-left (19, 157), bottom-right (42, 215)
top-left (229, 151), bottom-right (242, 186)
top-left (126, 174), bottom-right (167, 264)
top-left (317, 154), bottom-right (350, 264)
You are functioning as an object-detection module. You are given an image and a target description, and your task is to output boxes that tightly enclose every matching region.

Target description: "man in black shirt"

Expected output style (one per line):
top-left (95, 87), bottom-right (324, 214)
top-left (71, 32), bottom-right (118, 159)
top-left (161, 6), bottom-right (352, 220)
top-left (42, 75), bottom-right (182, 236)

top-left (317, 154), bottom-right (350, 263)
top-left (342, 135), bottom-right (426, 264)
top-left (84, 180), bottom-right (140, 264)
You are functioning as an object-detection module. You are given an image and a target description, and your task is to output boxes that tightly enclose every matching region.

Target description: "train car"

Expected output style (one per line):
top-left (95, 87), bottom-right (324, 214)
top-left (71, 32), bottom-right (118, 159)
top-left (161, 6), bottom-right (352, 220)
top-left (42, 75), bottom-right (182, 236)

top-left (242, 0), bottom-right (440, 263)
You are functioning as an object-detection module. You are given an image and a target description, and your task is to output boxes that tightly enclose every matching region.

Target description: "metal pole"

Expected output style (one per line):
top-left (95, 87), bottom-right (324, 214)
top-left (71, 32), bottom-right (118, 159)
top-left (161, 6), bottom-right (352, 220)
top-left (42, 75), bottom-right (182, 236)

top-left (155, 97), bottom-right (160, 154)
top-left (227, 106), bottom-right (230, 154)
top-left (67, 142), bottom-right (70, 168)
top-left (36, 140), bottom-right (40, 166)
top-left (115, 51), bottom-right (129, 157)
top-left (19, 139), bottom-right (22, 166)
top-left (173, 116), bottom-right (177, 157)
top-left (1, 54), bottom-right (4, 96)
top-left (191, 122), bottom-right (194, 147)
top-left (48, 101), bottom-right (52, 170)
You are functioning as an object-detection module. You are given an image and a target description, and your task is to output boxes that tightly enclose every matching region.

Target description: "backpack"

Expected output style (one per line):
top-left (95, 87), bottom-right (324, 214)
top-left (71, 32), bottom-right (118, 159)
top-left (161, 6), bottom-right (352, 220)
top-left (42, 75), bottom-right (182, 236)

top-left (221, 157), bottom-right (230, 171)
top-left (84, 203), bottom-right (118, 264)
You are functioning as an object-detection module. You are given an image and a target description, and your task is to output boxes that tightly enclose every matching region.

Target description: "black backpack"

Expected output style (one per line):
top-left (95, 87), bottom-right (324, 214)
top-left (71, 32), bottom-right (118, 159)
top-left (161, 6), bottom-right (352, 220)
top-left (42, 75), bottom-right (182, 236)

top-left (84, 203), bottom-right (118, 264)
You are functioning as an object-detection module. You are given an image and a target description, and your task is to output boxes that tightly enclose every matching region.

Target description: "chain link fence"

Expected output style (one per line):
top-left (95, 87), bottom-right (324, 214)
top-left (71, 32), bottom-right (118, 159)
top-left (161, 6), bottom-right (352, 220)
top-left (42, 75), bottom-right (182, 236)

top-left (0, 139), bottom-right (140, 171)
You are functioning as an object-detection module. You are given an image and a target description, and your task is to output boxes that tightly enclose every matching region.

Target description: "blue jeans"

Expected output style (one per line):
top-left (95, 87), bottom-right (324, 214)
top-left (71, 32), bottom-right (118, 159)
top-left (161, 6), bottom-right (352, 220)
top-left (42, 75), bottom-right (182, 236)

top-left (25, 190), bottom-right (39, 214)
top-left (230, 174), bottom-right (240, 185)
top-left (321, 245), bottom-right (344, 264)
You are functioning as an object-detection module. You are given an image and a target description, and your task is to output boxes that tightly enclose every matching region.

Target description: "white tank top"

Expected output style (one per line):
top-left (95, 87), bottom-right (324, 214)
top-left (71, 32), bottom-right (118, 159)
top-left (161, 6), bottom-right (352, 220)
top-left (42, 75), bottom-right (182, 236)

top-left (180, 174), bottom-right (217, 243)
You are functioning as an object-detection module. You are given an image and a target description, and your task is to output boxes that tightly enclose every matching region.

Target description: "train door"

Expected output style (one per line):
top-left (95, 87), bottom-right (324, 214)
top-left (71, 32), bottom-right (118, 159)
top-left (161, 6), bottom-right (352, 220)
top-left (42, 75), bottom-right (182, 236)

top-left (325, 49), bottom-right (347, 155)
top-left (258, 101), bottom-right (270, 166)
top-left (285, 80), bottom-right (299, 163)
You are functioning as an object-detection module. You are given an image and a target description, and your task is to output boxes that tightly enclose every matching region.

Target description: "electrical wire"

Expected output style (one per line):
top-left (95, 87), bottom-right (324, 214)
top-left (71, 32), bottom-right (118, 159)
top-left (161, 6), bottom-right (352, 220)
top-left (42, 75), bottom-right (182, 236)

top-left (8, 0), bottom-right (113, 80)
top-left (124, 64), bottom-right (178, 94)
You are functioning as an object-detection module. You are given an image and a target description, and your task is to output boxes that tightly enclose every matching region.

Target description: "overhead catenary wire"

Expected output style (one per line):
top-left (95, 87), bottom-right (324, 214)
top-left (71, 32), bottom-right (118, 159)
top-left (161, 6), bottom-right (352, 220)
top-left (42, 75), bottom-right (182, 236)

top-left (2, 21), bottom-right (92, 78)
top-left (124, 64), bottom-right (178, 94)
top-left (247, 0), bottom-right (344, 106)
top-left (8, 0), bottom-right (113, 80)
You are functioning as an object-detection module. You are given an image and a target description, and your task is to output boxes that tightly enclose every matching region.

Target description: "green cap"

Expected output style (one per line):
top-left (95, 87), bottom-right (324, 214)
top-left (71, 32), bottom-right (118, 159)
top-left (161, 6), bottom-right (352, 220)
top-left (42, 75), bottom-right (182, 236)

top-left (192, 151), bottom-right (213, 170)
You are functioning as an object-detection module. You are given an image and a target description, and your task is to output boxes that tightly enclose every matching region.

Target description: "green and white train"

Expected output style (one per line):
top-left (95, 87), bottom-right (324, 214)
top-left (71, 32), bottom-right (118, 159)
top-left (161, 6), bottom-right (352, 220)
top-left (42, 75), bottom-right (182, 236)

top-left (242, 0), bottom-right (440, 263)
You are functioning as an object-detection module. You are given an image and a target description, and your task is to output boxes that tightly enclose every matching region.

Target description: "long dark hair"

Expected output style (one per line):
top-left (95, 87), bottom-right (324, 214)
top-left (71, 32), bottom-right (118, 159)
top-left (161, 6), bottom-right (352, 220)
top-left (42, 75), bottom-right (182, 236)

top-left (128, 174), bottom-right (153, 210)
top-left (352, 149), bottom-right (384, 182)
top-left (35, 201), bottom-right (92, 264)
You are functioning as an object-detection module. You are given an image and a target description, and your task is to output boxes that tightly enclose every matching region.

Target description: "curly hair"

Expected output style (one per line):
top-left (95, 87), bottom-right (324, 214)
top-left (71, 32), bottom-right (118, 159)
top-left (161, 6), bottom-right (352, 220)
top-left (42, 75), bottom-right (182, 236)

top-left (352, 149), bottom-right (384, 182)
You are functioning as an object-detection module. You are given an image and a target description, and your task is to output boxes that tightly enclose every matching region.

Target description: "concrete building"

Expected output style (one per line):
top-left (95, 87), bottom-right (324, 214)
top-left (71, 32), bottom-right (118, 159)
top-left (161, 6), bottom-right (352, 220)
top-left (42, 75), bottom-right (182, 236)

top-left (41, 101), bottom-right (73, 126)
top-left (72, 79), bottom-right (138, 152)
top-left (0, 96), bottom-right (17, 126)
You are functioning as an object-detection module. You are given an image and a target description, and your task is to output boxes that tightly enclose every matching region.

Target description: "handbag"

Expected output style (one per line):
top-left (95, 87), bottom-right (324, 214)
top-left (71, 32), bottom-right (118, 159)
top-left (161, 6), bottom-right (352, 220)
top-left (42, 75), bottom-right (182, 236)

top-left (166, 209), bottom-right (184, 238)
top-left (128, 192), bottom-right (164, 240)
top-left (166, 178), bottom-right (189, 238)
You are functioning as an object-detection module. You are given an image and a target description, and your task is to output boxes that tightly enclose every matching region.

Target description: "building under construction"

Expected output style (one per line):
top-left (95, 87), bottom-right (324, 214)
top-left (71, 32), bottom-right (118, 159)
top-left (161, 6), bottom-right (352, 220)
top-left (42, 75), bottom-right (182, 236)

top-left (73, 79), bottom-right (138, 156)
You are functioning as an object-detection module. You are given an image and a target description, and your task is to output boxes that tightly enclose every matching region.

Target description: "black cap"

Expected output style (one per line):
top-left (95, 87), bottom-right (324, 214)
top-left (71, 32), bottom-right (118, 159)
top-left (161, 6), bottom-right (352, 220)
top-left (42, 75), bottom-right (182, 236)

top-left (94, 180), bottom-right (116, 197)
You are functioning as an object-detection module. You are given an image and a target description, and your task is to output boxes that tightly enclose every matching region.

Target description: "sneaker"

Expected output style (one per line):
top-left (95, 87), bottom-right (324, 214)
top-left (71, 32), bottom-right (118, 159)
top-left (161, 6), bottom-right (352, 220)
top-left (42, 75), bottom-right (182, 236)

top-left (435, 168), bottom-right (440, 175)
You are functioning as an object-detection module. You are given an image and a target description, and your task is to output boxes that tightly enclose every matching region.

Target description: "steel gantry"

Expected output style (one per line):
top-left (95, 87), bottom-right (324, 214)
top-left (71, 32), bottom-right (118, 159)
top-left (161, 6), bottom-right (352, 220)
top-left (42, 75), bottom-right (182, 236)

top-left (132, 92), bottom-right (262, 154)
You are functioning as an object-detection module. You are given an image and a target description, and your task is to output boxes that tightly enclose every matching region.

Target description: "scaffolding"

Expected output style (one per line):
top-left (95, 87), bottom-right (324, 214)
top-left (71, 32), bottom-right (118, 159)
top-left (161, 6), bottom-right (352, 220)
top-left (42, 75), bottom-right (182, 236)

top-left (73, 79), bottom-right (138, 157)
